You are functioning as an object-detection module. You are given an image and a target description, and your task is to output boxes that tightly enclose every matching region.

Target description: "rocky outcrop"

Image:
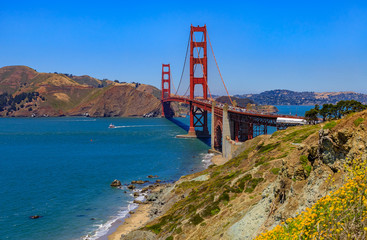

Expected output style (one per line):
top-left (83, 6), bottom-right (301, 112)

top-left (131, 180), bottom-right (148, 184)
top-left (110, 179), bottom-right (122, 187)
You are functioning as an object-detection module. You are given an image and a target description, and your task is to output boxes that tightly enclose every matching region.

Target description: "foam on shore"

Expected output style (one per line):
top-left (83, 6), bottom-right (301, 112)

top-left (201, 153), bottom-right (215, 168)
top-left (82, 189), bottom-right (146, 240)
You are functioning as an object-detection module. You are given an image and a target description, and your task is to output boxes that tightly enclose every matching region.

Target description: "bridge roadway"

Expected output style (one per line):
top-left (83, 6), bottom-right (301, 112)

top-left (163, 95), bottom-right (304, 127)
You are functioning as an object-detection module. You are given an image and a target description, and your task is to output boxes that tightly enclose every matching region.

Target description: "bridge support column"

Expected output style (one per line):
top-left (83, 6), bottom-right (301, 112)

top-left (222, 105), bottom-right (232, 160)
top-left (211, 101), bottom-right (215, 150)
top-left (188, 102), bottom-right (196, 136)
top-left (161, 64), bottom-right (171, 118)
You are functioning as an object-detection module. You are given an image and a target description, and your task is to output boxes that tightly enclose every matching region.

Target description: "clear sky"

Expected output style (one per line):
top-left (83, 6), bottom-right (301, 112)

top-left (1, 1), bottom-right (366, 95)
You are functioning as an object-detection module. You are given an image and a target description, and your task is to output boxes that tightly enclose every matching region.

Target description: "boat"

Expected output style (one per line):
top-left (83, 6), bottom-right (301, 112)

top-left (109, 123), bottom-right (115, 128)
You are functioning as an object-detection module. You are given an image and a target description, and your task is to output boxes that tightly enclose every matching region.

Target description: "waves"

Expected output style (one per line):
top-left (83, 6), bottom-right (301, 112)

top-left (201, 153), bottom-right (214, 168)
top-left (81, 187), bottom-right (147, 240)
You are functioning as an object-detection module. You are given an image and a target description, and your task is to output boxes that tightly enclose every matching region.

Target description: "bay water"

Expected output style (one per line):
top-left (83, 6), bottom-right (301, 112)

top-left (0, 117), bottom-right (211, 240)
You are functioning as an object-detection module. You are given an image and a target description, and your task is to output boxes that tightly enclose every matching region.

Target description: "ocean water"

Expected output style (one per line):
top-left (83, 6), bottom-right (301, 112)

top-left (0, 105), bottom-right (312, 240)
top-left (0, 117), bottom-right (211, 240)
top-left (275, 105), bottom-right (314, 117)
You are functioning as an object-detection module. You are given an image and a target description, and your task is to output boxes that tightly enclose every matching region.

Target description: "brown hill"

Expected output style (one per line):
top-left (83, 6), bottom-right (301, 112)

top-left (0, 65), bottom-right (165, 117)
top-left (68, 85), bottom-right (161, 117)
top-left (0, 65), bottom-right (38, 94)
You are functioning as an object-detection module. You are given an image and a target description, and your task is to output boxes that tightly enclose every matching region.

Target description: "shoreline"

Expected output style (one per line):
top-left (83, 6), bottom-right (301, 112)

top-left (107, 183), bottom-right (173, 240)
top-left (106, 153), bottom-right (223, 240)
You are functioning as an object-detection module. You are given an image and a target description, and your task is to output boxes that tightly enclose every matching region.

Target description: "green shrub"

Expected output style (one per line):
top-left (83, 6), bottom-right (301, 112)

top-left (354, 117), bottom-right (364, 127)
top-left (166, 236), bottom-right (173, 240)
top-left (211, 208), bottom-right (220, 215)
top-left (218, 192), bottom-right (230, 202)
top-left (304, 165), bottom-right (312, 177)
top-left (300, 155), bottom-right (312, 177)
top-left (300, 155), bottom-right (308, 165)
top-left (323, 121), bottom-right (337, 130)
top-left (271, 168), bottom-right (280, 175)
top-left (258, 143), bottom-right (280, 153)
top-left (190, 214), bottom-right (204, 225)
top-left (245, 178), bottom-right (264, 193)
top-left (201, 202), bottom-right (220, 217)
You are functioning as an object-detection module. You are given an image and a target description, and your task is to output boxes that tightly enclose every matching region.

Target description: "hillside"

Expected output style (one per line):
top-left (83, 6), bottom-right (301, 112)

top-left (121, 110), bottom-right (367, 239)
top-left (0, 65), bottom-right (166, 117)
top-left (236, 89), bottom-right (367, 105)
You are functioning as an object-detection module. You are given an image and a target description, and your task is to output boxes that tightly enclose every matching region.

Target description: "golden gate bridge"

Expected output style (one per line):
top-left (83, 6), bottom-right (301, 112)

top-left (161, 25), bottom-right (305, 159)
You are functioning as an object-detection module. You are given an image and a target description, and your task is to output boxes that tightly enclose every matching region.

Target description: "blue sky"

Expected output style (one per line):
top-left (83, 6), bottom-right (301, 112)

top-left (1, 1), bottom-right (366, 94)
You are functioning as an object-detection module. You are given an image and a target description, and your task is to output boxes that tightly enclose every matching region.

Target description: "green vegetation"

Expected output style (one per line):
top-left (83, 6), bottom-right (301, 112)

top-left (270, 168), bottom-right (280, 175)
top-left (258, 142), bottom-right (280, 154)
top-left (323, 121), bottom-right (337, 130)
top-left (0, 92), bottom-right (40, 112)
top-left (176, 181), bottom-right (202, 191)
top-left (190, 214), bottom-right (204, 225)
top-left (281, 125), bottom-right (319, 143)
top-left (354, 117), bottom-right (364, 127)
top-left (244, 178), bottom-right (264, 193)
top-left (300, 155), bottom-right (312, 177)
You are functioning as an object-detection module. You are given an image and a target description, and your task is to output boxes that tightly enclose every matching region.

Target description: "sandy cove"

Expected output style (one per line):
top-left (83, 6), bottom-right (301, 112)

top-left (108, 154), bottom-right (226, 240)
top-left (108, 183), bottom-right (176, 240)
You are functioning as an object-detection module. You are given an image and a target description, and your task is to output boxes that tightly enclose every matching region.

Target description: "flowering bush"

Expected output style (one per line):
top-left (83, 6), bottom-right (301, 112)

top-left (256, 158), bottom-right (367, 240)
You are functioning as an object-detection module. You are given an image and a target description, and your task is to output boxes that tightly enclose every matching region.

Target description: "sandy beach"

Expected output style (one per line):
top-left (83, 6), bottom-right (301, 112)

top-left (108, 203), bottom-right (151, 240)
top-left (107, 183), bottom-right (175, 240)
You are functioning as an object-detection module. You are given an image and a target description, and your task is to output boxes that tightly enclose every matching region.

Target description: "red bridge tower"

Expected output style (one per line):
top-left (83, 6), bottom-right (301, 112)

top-left (188, 25), bottom-right (209, 137)
top-left (161, 64), bottom-right (172, 117)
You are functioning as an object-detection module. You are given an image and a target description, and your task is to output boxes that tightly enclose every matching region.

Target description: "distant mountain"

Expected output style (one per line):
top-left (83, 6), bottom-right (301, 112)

top-left (0, 65), bottom-right (167, 117)
top-left (235, 89), bottom-right (367, 105)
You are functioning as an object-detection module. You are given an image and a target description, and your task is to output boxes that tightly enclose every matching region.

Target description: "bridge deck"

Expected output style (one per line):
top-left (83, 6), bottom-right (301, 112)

top-left (162, 96), bottom-right (304, 127)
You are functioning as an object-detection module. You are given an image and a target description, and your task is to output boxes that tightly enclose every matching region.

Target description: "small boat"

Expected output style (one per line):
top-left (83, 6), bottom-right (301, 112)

top-left (109, 123), bottom-right (115, 128)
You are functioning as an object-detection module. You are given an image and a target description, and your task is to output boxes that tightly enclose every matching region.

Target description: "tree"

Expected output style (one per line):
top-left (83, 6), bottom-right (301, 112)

top-left (305, 108), bottom-right (319, 124)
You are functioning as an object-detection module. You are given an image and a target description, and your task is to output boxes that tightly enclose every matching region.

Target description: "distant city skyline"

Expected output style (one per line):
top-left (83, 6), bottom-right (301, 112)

top-left (1, 1), bottom-right (366, 95)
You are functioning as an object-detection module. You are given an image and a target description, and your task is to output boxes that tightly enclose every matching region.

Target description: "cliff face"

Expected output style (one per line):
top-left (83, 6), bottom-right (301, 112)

top-left (68, 85), bottom-right (161, 117)
top-left (0, 65), bottom-right (164, 117)
top-left (126, 110), bottom-right (367, 240)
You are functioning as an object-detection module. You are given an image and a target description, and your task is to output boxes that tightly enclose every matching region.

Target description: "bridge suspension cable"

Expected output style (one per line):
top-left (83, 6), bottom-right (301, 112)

top-left (192, 32), bottom-right (213, 100)
top-left (182, 34), bottom-right (204, 97)
top-left (173, 32), bottom-right (190, 96)
top-left (207, 31), bottom-right (234, 106)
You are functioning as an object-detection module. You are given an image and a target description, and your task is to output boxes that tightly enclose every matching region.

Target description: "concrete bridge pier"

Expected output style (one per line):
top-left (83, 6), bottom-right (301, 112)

top-left (221, 104), bottom-right (246, 160)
